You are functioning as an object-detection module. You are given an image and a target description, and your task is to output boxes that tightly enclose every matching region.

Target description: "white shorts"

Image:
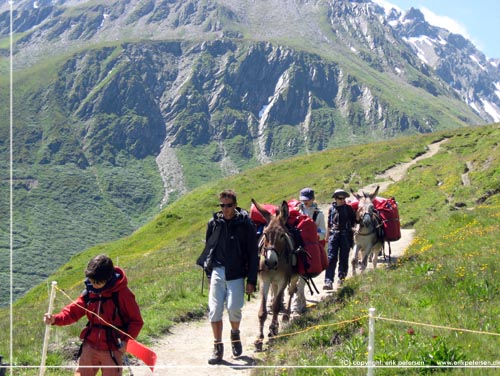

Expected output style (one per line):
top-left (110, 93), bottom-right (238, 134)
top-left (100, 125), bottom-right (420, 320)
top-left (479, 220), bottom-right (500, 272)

top-left (208, 267), bottom-right (245, 322)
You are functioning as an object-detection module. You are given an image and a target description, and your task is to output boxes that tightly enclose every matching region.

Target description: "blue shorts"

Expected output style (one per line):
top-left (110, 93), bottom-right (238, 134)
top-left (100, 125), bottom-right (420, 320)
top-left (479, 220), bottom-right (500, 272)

top-left (208, 267), bottom-right (245, 322)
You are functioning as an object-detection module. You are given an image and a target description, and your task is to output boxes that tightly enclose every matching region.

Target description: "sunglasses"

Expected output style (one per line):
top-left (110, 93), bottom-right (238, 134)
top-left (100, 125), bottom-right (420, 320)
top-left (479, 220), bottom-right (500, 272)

top-left (219, 203), bottom-right (234, 208)
top-left (335, 197), bottom-right (346, 200)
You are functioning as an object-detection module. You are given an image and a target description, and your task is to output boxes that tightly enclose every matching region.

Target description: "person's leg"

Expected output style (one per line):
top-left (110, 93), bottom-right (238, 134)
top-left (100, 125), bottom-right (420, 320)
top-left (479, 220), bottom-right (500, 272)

top-left (227, 277), bottom-right (245, 357)
top-left (325, 234), bottom-right (339, 288)
top-left (337, 235), bottom-right (351, 282)
top-left (75, 343), bottom-right (99, 376)
top-left (324, 235), bottom-right (335, 283)
top-left (99, 349), bottom-right (123, 376)
top-left (291, 277), bottom-right (306, 314)
top-left (208, 267), bottom-right (226, 364)
top-left (210, 321), bottom-right (223, 343)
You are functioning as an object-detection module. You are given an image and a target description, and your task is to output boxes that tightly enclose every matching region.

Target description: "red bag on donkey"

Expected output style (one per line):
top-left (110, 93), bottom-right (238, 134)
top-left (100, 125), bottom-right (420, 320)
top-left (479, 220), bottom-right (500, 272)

top-left (287, 201), bottom-right (327, 277)
top-left (347, 196), bottom-right (400, 241)
top-left (373, 196), bottom-right (401, 241)
top-left (250, 203), bottom-right (278, 226)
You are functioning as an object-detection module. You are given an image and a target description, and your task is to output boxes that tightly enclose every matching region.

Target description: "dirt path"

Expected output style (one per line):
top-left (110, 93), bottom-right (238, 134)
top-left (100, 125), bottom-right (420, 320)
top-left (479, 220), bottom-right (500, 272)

top-left (129, 141), bottom-right (445, 376)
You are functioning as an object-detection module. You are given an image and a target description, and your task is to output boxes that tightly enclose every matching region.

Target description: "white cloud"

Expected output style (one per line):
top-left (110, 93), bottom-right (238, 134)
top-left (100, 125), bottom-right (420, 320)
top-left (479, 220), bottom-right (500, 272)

top-left (420, 8), bottom-right (471, 40)
top-left (374, 2), bottom-right (483, 53)
top-left (420, 7), bottom-right (488, 54)
top-left (372, 0), bottom-right (402, 14)
top-left (373, 2), bottom-right (471, 40)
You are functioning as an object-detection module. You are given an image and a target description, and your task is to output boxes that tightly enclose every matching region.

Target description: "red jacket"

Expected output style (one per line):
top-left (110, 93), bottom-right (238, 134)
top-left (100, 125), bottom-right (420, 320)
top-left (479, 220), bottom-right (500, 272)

top-left (53, 267), bottom-right (144, 351)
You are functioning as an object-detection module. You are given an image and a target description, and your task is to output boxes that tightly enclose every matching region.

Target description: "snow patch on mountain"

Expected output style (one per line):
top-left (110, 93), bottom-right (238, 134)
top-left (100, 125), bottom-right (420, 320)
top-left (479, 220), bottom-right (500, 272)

top-left (480, 99), bottom-right (500, 122)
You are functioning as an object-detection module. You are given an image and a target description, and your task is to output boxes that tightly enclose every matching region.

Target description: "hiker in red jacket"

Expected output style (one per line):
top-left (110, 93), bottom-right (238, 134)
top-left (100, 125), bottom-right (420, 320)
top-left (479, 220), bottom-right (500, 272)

top-left (43, 254), bottom-right (144, 376)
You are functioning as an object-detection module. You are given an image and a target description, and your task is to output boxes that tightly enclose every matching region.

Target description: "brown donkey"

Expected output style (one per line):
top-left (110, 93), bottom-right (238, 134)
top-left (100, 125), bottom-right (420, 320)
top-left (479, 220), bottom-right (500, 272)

top-left (251, 199), bottom-right (299, 352)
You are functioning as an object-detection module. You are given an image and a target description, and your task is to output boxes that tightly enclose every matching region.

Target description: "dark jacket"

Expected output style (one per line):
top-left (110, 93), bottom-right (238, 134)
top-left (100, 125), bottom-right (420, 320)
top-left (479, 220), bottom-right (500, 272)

top-left (199, 208), bottom-right (258, 286)
top-left (327, 203), bottom-right (357, 233)
top-left (52, 267), bottom-right (144, 351)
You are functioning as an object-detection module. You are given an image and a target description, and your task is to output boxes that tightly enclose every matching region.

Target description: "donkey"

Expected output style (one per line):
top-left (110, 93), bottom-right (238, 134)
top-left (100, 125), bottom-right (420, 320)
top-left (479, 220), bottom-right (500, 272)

top-left (351, 186), bottom-right (384, 275)
top-left (251, 199), bottom-right (299, 352)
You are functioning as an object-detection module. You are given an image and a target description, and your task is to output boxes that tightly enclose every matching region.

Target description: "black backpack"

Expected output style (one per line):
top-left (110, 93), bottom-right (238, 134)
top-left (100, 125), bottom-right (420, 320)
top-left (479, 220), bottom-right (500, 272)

top-left (77, 289), bottom-right (127, 364)
top-left (82, 289), bottom-right (125, 324)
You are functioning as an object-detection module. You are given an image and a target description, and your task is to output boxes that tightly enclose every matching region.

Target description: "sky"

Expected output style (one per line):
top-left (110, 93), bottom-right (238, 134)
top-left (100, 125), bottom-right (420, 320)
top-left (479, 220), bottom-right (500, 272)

top-left (373, 0), bottom-right (500, 59)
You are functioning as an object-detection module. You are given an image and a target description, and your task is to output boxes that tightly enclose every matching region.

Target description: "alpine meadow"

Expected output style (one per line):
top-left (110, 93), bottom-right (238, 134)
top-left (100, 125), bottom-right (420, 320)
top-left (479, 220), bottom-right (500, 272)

top-left (1, 124), bottom-right (499, 375)
top-left (1, 0), bottom-right (500, 374)
top-left (2, 0), bottom-right (500, 306)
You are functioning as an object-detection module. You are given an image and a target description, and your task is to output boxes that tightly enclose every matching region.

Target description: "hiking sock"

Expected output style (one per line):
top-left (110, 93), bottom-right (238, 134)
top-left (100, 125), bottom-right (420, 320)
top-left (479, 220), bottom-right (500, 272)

top-left (230, 330), bottom-right (242, 357)
top-left (208, 340), bottom-right (223, 365)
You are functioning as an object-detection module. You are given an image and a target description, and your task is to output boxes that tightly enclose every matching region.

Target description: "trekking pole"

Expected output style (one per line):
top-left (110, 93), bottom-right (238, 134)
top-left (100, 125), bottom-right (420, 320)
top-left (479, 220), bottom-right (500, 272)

top-left (123, 354), bottom-right (134, 376)
top-left (40, 281), bottom-right (57, 376)
top-left (201, 268), bottom-right (205, 295)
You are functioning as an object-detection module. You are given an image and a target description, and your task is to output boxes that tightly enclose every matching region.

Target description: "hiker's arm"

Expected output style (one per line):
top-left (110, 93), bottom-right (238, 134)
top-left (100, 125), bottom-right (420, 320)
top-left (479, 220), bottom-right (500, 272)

top-left (316, 211), bottom-right (327, 240)
top-left (120, 289), bottom-right (144, 339)
top-left (327, 207), bottom-right (333, 234)
top-left (46, 296), bottom-right (86, 326)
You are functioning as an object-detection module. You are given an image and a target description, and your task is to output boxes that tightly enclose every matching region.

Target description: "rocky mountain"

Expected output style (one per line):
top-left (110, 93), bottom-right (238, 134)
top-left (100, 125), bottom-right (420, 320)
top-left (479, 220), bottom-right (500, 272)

top-left (0, 0), bottom-right (497, 303)
top-left (383, 6), bottom-right (500, 123)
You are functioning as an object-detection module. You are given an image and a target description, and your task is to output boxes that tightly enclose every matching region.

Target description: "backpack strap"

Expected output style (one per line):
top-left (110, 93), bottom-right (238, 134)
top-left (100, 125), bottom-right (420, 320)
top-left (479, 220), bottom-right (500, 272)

top-left (328, 204), bottom-right (337, 229)
top-left (78, 289), bottom-right (126, 362)
top-left (312, 209), bottom-right (319, 222)
top-left (111, 291), bottom-right (125, 325)
top-left (83, 290), bottom-right (125, 327)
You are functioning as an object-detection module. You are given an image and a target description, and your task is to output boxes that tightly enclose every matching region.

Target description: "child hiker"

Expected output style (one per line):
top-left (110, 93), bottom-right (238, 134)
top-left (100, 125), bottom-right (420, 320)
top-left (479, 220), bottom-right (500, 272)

top-left (43, 254), bottom-right (143, 376)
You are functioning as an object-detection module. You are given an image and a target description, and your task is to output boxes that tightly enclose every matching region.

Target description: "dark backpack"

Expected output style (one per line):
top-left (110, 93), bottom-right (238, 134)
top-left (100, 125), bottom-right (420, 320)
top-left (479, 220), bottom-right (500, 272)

top-left (78, 289), bottom-right (127, 364)
top-left (196, 222), bottom-right (222, 276)
top-left (82, 289), bottom-right (125, 324)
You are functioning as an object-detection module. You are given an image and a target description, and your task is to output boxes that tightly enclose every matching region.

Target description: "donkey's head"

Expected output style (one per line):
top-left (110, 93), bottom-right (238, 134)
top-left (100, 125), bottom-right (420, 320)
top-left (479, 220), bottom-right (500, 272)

top-left (251, 199), bottom-right (293, 270)
top-left (352, 186), bottom-right (379, 227)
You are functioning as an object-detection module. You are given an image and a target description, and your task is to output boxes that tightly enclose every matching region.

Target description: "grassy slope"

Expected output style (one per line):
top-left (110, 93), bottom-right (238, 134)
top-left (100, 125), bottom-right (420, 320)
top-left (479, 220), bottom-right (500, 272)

top-left (0, 124), bottom-right (498, 374)
top-left (260, 124), bottom-right (500, 375)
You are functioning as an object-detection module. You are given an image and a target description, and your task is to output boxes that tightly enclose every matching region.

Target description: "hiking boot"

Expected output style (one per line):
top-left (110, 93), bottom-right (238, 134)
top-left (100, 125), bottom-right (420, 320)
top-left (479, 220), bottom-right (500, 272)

top-left (230, 330), bottom-right (242, 357)
top-left (208, 342), bottom-right (223, 365)
top-left (323, 281), bottom-right (333, 290)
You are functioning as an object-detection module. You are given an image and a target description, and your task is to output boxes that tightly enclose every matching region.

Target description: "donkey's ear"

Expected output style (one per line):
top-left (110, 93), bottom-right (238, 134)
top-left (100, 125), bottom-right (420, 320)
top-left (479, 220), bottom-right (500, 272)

top-left (351, 189), bottom-right (361, 200)
top-left (252, 198), bottom-right (271, 224)
top-left (369, 186), bottom-right (380, 200)
top-left (279, 200), bottom-right (289, 224)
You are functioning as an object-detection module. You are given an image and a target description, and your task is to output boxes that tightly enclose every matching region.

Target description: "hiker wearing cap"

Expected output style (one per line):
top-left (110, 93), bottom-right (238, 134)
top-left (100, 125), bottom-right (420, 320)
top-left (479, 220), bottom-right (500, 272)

top-left (291, 187), bottom-right (326, 314)
top-left (324, 189), bottom-right (357, 290)
top-left (43, 254), bottom-right (144, 376)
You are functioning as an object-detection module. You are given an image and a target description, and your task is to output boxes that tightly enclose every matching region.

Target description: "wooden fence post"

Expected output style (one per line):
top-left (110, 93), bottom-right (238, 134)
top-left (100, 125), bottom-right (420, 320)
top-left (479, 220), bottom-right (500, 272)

top-left (40, 281), bottom-right (57, 376)
top-left (367, 307), bottom-right (376, 376)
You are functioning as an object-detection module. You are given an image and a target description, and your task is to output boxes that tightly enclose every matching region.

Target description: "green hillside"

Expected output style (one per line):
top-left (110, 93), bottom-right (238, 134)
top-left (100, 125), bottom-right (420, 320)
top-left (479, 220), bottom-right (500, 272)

top-left (0, 123), bottom-right (499, 374)
top-left (1, 0), bottom-right (489, 305)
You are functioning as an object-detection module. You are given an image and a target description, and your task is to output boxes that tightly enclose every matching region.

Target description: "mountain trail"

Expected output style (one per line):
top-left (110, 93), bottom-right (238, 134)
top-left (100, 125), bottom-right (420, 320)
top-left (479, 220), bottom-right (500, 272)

top-left (129, 140), bottom-right (445, 376)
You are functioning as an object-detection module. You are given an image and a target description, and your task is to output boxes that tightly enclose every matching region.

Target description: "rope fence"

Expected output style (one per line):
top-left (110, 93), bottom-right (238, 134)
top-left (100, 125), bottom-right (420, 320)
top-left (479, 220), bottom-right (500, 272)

top-left (261, 309), bottom-right (500, 342)
top-left (20, 284), bottom-right (500, 375)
